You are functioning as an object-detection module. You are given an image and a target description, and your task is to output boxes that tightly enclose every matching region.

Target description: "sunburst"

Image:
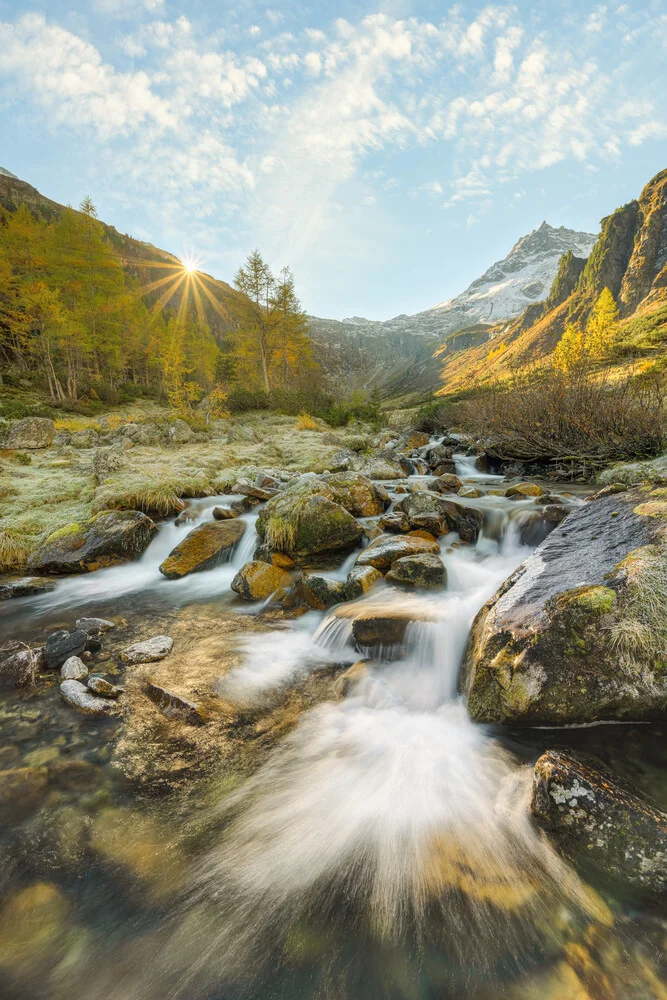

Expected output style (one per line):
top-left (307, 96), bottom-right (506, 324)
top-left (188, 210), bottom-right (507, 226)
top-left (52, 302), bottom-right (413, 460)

top-left (124, 250), bottom-right (231, 326)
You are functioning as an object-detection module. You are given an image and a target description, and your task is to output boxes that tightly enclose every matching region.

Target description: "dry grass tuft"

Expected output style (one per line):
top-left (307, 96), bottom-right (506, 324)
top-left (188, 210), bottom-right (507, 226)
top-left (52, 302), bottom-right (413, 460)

top-left (606, 544), bottom-right (667, 663)
top-left (93, 470), bottom-right (214, 516)
top-left (0, 530), bottom-right (33, 571)
top-left (295, 412), bottom-right (321, 432)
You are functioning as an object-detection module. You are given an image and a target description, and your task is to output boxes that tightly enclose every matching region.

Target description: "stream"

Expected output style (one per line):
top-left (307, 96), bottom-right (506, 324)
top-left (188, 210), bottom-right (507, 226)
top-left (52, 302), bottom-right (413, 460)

top-left (0, 451), bottom-right (665, 999)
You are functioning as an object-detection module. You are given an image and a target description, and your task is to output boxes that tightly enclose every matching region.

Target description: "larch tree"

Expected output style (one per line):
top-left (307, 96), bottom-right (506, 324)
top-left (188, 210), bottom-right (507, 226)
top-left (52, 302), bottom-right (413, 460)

top-left (232, 249), bottom-right (276, 394)
top-left (586, 287), bottom-right (620, 359)
top-left (271, 267), bottom-right (314, 388)
top-left (553, 323), bottom-right (585, 373)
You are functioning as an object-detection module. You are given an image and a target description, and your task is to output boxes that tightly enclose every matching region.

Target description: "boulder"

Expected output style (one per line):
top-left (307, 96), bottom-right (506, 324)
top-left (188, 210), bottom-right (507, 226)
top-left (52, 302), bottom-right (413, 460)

top-left (321, 472), bottom-right (388, 517)
top-left (27, 511), bottom-right (158, 574)
top-left (359, 458), bottom-right (404, 480)
top-left (424, 443), bottom-right (454, 467)
top-left (334, 604), bottom-right (437, 648)
top-left (409, 512), bottom-right (447, 537)
top-left (121, 635), bottom-right (173, 665)
top-left (0, 644), bottom-right (45, 687)
top-left (60, 656), bottom-right (88, 681)
top-left (299, 575), bottom-right (346, 610)
top-left (70, 428), bottom-right (99, 449)
top-left (212, 505), bottom-right (239, 520)
top-left (505, 483), bottom-right (544, 498)
top-left (356, 534), bottom-right (440, 572)
top-left (432, 460), bottom-right (457, 476)
top-left (231, 480), bottom-right (279, 501)
top-left (92, 445), bottom-right (126, 483)
top-left (0, 577), bottom-right (56, 601)
top-left (531, 750), bottom-right (667, 894)
top-left (397, 430), bottom-right (430, 452)
top-left (344, 565), bottom-right (383, 601)
top-left (60, 679), bottom-right (115, 714)
top-left (386, 553), bottom-right (447, 589)
top-left (45, 629), bottom-right (87, 670)
top-left (460, 489), bottom-right (667, 725)
top-left (144, 683), bottom-right (204, 725)
top-left (75, 617), bottom-right (115, 635)
top-left (394, 492), bottom-right (483, 542)
top-left (329, 449), bottom-right (358, 473)
top-left (6, 417), bottom-right (55, 449)
top-left (168, 419), bottom-right (194, 445)
top-left (159, 520), bottom-right (246, 579)
top-left (433, 473), bottom-right (463, 493)
top-left (256, 477), bottom-right (364, 558)
top-left (231, 560), bottom-right (292, 601)
top-left (379, 512), bottom-right (411, 533)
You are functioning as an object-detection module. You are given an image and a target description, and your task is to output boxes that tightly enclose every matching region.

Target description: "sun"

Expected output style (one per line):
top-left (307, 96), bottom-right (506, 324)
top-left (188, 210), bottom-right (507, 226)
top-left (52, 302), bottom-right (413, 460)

top-left (183, 260), bottom-right (198, 274)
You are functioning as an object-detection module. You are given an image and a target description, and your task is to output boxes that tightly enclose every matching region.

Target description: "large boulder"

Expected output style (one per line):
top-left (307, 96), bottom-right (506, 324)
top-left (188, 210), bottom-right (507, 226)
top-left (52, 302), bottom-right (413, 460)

top-left (70, 428), bottom-right (99, 449)
top-left (320, 472), bottom-right (388, 517)
top-left (168, 419), bottom-right (194, 445)
top-left (460, 489), bottom-right (667, 725)
top-left (6, 417), bottom-right (55, 449)
top-left (231, 560), bottom-right (292, 600)
top-left (386, 553), bottom-right (446, 589)
top-left (256, 477), bottom-right (364, 558)
top-left (334, 603), bottom-right (438, 648)
top-left (355, 534), bottom-right (440, 572)
top-left (159, 520), bottom-right (246, 579)
top-left (394, 492), bottom-right (483, 543)
top-left (359, 458), bottom-right (404, 480)
top-left (531, 750), bottom-right (667, 894)
top-left (27, 511), bottom-right (158, 574)
top-left (396, 430), bottom-right (430, 452)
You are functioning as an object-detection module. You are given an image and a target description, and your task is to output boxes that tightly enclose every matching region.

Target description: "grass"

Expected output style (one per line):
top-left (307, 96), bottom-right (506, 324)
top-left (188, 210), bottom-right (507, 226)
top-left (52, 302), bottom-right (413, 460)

top-left (92, 470), bottom-right (214, 516)
top-left (598, 454), bottom-right (667, 486)
top-left (605, 544), bottom-right (667, 664)
top-left (54, 417), bottom-right (102, 432)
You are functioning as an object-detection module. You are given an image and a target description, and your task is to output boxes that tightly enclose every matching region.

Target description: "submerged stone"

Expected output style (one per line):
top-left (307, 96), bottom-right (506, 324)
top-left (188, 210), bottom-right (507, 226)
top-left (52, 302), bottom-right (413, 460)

top-left (0, 577), bottom-right (56, 601)
top-left (144, 683), bottom-right (204, 725)
top-left (121, 635), bottom-right (174, 664)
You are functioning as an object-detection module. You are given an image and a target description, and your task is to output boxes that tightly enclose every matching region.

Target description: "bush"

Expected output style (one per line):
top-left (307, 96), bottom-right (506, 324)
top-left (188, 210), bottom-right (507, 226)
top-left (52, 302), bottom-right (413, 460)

top-left (0, 399), bottom-right (57, 420)
top-left (226, 388), bottom-right (271, 413)
top-left (295, 412), bottom-right (321, 431)
top-left (458, 367), bottom-right (665, 463)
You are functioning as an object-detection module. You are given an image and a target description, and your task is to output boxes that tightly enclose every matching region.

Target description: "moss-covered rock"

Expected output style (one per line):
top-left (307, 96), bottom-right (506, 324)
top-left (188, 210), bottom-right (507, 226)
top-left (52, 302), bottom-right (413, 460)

top-left (256, 476), bottom-right (364, 558)
top-left (27, 510), bottom-right (158, 574)
top-left (160, 520), bottom-right (246, 579)
top-left (344, 565), bottom-right (382, 600)
top-left (460, 489), bottom-right (667, 725)
top-left (320, 471), bottom-right (388, 517)
top-left (386, 553), bottom-right (446, 589)
top-left (6, 417), bottom-right (55, 449)
top-left (231, 560), bottom-right (293, 600)
top-left (299, 575), bottom-right (346, 610)
top-left (355, 533), bottom-right (440, 571)
top-left (531, 750), bottom-right (667, 894)
top-left (505, 482), bottom-right (544, 498)
top-left (394, 491), bottom-right (483, 542)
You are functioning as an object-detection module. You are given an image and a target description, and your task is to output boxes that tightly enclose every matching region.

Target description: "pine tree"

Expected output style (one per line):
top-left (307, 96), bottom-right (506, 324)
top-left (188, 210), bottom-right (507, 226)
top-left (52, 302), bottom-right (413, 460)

top-left (232, 249), bottom-right (276, 394)
top-left (586, 287), bottom-right (620, 359)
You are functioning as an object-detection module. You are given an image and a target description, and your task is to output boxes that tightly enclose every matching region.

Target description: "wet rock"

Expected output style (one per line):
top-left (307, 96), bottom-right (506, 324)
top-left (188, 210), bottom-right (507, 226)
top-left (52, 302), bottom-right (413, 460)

top-left (424, 443), bottom-right (454, 467)
top-left (356, 534), bottom-right (441, 572)
top-left (397, 430), bottom-right (430, 452)
top-left (60, 679), bottom-right (115, 713)
top-left (168, 418), bottom-right (194, 444)
top-left (321, 471), bottom-right (388, 517)
top-left (534, 494), bottom-right (563, 506)
top-left (121, 635), bottom-right (174, 664)
top-left (394, 492), bottom-right (483, 542)
top-left (586, 483), bottom-right (628, 502)
top-left (174, 509), bottom-right (199, 526)
top-left (542, 503), bottom-right (571, 526)
top-left (159, 519), bottom-right (246, 579)
top-left (531, 750), bottom-right (667, 894)
top-left (90, 806), bottom-right (186, 901)
top-left (231, 560), bottom-right (293, 601)
top-left (409, 512), bottom-right (446, 537)
top-left (70, 427), bottom-right (99, 449)
top-left (0, 767), bottom-right (49, 822)
top-left (432, 460), bottom-right (457, 476)
top-left (212, 505), bottom-right (239, 520)
top-left (337, 604), bottom-right (437, 648)
top-left (75, 616), bottom-right (115, 635)
top-left (45, 629), bottom-right (87, 670)
top-left (514, 511), bottom-right (553, 547)
top-left (256, 477), bottom-right (364, 558)
top-left (231, 495), bottom-right (261, 514)
top-left (386, 553), bottom-right (447, 589)
top-left (27, 510), bottom-right (158, 574)
top-left (459, 486), bottom-right (482, 498)
top-left (461, 489), bottom-right (667, 725)
top-left (379, 512), bottom-right (411, 533)
top-left (344, 565), bottom-right (383, 600)
top-left (6, 416), bottom-right (55, 449)
top-left (0, 577), bottom-right (56, 600)
top-left (433, 473), bottom-right (463, 493)
top-left (0, 644), bottom-right (45, 687)
top-left (505, 482), bottom-right (544, 498)
top-left (144, 682), bottom-right (204, 725)
top-left (87, 675), bottom-right (123, 698)
top-left (333, 660), bottom-right (370, 697)
top-left (231, 479), bottom-right (279, 501)
top-left (299, 575), bottom-right (346, 610)
top-left (60, 656), bottom-right (88, 681)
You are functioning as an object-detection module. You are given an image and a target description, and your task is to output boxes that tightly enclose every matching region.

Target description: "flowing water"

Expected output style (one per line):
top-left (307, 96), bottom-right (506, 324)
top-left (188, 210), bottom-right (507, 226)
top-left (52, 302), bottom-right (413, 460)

top-left (0, 453), bottom-right (665, 999)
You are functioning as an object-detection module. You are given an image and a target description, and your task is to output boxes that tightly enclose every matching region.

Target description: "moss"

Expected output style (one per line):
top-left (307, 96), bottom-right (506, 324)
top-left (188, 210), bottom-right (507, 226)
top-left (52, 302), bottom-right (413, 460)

top-left (44, 521), bottom-right (82, 543)
top-left (633, 499), bottom-right (667, 519)
top-left (556, 585), bottom-right (617, 615)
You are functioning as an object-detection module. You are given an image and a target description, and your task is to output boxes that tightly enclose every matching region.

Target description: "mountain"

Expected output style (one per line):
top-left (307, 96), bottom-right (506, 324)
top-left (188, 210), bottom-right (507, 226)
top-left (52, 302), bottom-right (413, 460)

top-left (428, 168), bottom-right (667, 398)
top-left (308, 222), bottom-right (596, 391)
top-left (0, 167), bottom-right (18, 179)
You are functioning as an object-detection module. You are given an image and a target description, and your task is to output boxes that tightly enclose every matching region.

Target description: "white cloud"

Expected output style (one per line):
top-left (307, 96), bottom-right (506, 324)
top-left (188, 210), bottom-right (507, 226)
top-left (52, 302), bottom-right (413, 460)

top-left (585, 6), bottom-right (607, 32)
top-left (303, 52), bottom-right (322, 76)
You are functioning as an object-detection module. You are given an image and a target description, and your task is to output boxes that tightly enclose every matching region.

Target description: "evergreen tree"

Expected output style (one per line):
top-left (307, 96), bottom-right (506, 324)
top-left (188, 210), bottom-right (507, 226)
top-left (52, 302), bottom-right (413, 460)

top-left (232, 249), bottom-right (277, 394)
top-left (586, 287), bottom-right (620, 359)
top-left (553, 323), bottom-right (585, 372)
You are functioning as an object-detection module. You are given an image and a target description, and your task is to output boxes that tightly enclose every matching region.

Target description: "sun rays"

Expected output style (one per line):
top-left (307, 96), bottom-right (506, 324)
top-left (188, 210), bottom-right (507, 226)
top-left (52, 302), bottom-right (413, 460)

top-left (125, 252), bottom-right (231, 327)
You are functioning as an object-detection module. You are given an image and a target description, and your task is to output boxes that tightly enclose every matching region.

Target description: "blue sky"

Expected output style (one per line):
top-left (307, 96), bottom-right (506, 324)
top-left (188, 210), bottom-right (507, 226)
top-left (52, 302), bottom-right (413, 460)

top-left (0, 1), bottom-right (666, 319)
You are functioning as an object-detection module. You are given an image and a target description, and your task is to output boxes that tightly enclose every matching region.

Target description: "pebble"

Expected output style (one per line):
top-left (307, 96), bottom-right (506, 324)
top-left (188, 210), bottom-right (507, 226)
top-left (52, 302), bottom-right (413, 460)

top-left (75, 617), bottom-right (115, 635)
top-left (120, 635), bottom-right (174, 665)
top-left (144, 683), bottom-right (204, 725)
top-left (59, 680), bottom-right (115, 715)
top-left (87, 675), bottom-right (123, 698)
top-left (60, 656), bottom-right (89, 682)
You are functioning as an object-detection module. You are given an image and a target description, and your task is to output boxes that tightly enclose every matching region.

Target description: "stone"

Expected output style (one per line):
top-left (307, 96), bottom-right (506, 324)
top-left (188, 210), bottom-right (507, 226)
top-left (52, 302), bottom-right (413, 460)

top-left (333, 660), bottom-right (370, 698)
top-left (433, 473), bottom-right (463, 493)
top-left (27, 510), bottom-right (158, 574)
top-left (379, 512), bottom-right (411, 533)
top-left (432, 460), bottom-right (457, 476)
top-left (531, 750), bottom-right (667, 894)
top-left (168, 418), bottom-right (194, 444)
top-left (329, 449), bottom-right (357, 472)
top-left (0, 767), bottom-right (49, 822)
top-left (533, 494), bottom-right (562, 506)
top-left (397, 430), bottom-right (430, 451)
top-left (424, 443), bottom-right (454, 467)
top-left (60, 679), bottom-right (115, 713)
top-left (386, 553), bottom-right (447, 589)
top-left (230, 495), bottom-right (261, 514)
top-left (212, 505), bottom-right (239, 520)
top-left (409, 512), bottom-right (446, 537)
top-left (586, 483), bottom-right (628, 502)
top-left (458, 486), bottom-right (482, 498)
top-left (256, 477), bottom-right (364, 558)
top-left (121, 635), bottom-right (174, 665)
top-left (394, 492), bottom-right (483, 542)
top-left (514, 510), bottom-right (552, 547)
top-left (70, 428), bottom-right (99, 449)
top-left (460, 489), bottom-right (667, 725)
top-left (0, 577), bottom-right (56, 601)
top-left (360, 459), bottom-right (404, 480)
top-left (231, 480), bottom-right (279, 501)
top-left (505, 482), bottom-right (544, 498)
top-left (344, 565), bottom-right (383, 601)
top-left (542, 503), bottom-right (571, 526)
top-left (356, 534), bottom-right (441, 572)
top-left (75, 617), bottom-right (115, 635)
top-left (0, 644), bottom-right (45, 687)
top-left (159, 519), bottom-right (246, 579)
top-left (321, 471), bottom-right (388, 517)
top-left (144, 683), bottom-right (204, 725)
top-left (87, 675), bottom-right (123, 698)
top-left (92, 445), bottom-right (126, 483)
top-left (334, 604), bottom-right (437, 648)
top-left (60, 656), bottom-right (88, 681)
top-left (45, 629), bottom-right (87, 670)
top-left (299, 575), bottom-right (346, 610)
top-left (231, 560), bottom-right (293, 601)
top-left (6, 416), bottom-right (55, 449)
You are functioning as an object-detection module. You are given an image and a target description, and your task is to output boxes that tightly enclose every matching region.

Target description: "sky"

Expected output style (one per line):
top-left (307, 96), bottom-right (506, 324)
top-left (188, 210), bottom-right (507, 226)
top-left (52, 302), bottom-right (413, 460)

top-left (0, 1), bottom-right (666, 320)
